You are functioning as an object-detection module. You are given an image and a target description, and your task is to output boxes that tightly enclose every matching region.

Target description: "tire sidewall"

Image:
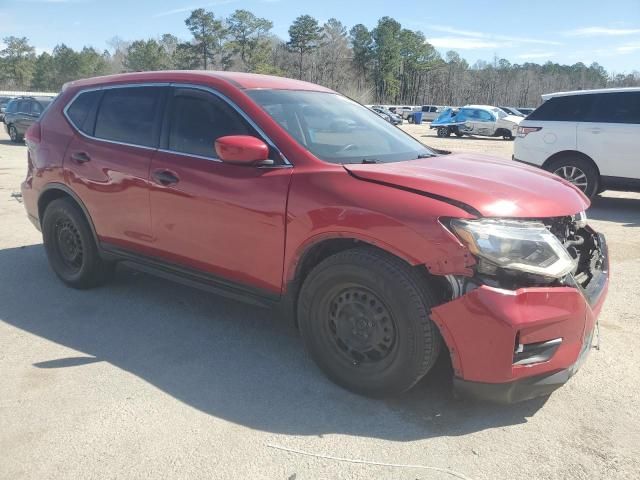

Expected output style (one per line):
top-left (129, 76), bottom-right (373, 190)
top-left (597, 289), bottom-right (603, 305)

top-left (548, 157), bottom-right (599, 199)
top-left (298, 251), bottom-right (438, 396)
top-left (42, 199), bottom-right (101, 287)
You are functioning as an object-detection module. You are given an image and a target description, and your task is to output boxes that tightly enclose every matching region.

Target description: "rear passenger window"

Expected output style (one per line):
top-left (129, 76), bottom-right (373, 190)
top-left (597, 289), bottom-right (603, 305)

top-left (590, 92), bottom-right (640, 124)
top-left (527, 95), bottom-right (595, 121)
top-left (168, 89), bottom-right (251, 158)
top-left (95, 87), bottom-right (164, 147)
top-left (66, 90), bottom-right (102, 134)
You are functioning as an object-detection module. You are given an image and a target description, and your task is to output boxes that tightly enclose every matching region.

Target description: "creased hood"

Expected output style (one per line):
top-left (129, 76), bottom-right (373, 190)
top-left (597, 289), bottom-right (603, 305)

top-left (344, 153), bottom-right (590, 218)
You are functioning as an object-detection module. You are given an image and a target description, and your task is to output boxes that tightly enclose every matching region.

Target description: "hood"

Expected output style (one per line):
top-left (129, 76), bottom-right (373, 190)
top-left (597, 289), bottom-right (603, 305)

top-left (344, 153), bottom-right (589, 218)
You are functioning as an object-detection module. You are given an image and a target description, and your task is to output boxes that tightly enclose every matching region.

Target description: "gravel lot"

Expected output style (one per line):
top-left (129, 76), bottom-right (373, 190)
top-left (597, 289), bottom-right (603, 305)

top-left (1, 125), bottom-right (639, 480)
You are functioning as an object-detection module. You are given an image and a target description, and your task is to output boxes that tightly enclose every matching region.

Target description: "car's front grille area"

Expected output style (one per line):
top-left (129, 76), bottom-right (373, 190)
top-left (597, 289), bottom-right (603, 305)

top-left (544, 215), bottom-right (605, 290)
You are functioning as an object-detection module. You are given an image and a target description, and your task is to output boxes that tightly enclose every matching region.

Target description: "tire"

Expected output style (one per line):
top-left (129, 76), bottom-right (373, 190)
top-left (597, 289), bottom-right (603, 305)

top-left (545, 155), bottom-right (599, 199)
top-left (8, 125), bottom-right (21, 143)
top-left (437, 127), bottom-right (450, 138)
top-left (297, 247), bottom-right (441, 397)
top-left (501, 129), bottom-right (514, 140)
top-left (454, 128), bottom-right (464, 138)
top-left (42, 198), bottom-right (114, 289)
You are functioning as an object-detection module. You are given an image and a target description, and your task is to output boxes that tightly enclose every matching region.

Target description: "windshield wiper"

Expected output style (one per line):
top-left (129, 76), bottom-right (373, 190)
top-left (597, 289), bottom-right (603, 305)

top-left (417, 153), bottom-right (436, 158)
top-left (360, 158), bottom-right (379, 164)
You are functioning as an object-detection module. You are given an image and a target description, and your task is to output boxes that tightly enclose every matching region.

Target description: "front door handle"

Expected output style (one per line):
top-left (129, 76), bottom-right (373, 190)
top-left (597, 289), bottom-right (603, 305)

top-left (71, 152), bottom-right (91, 163)
top-left (152, 169), bottom-right (179, 186)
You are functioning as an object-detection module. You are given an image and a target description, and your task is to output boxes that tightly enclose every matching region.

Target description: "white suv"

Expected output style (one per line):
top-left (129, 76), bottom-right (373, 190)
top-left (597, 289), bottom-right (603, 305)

top-left (513, 87), bottom-right (640, 198)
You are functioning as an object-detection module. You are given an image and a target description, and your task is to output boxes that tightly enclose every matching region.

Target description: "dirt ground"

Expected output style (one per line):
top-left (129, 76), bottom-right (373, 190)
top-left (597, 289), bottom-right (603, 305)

top-left (1, 126), bottom-right (639, 480)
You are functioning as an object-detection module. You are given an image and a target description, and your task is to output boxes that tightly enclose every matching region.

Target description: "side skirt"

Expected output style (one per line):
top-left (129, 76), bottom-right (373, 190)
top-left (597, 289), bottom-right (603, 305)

top-left (100, 243), bottom-right (280, 309)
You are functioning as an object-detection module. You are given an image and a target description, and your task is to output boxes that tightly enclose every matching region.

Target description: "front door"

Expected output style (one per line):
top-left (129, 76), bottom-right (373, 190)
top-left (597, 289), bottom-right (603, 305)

top-left (148, 87), bottom-right (292, 294)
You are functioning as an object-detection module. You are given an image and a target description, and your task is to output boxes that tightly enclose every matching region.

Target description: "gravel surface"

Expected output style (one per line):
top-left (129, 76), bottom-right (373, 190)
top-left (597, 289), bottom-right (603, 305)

top-left (1, 126), bottom-right (639, 479)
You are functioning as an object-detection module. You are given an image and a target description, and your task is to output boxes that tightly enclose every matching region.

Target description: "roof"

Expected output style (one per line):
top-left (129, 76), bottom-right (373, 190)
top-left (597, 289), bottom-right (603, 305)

top-left (541, 87), bottom-right (640, 101)
top-left (463, 104), bottom-right (503, 111)
top-left (64, 70), bottom-right (335, 93)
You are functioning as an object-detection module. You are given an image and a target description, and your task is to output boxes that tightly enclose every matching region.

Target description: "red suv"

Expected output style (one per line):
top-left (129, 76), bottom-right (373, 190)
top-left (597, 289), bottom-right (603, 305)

top-left (21, 72), bottom-right (609, 403)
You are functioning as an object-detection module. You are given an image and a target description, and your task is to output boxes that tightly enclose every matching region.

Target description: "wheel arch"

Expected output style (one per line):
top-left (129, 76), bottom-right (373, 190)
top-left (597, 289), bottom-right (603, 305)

top-left (278, 234), bottom-right (451, 329)
top-left (542, 150), bottom-right (600, 177)
top-left (38, 183), bottom-right (100, 247)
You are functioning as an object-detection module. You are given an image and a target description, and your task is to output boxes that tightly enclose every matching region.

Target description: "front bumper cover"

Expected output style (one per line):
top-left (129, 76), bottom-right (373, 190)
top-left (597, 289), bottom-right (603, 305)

top-left (431, 233), bottom-right (608, 403)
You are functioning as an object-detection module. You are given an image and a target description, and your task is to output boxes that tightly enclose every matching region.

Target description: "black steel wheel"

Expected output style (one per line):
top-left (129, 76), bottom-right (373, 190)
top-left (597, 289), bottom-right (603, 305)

top-left (298, 247), bottom-right (441, 397)
top-left (42, 198), bottom-right (114, 288)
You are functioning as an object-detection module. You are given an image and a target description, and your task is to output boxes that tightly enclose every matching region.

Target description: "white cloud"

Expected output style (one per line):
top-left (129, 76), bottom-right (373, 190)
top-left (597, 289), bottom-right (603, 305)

top-left (616, 41), bottom-right (640, 53)
top-left (430, 24), bottom-right (561, 46)
top-left (427, 37), bottom-right (502, 50)
top-left (516, 52), bottom-right (555, 60)
top-left (153, 0), bottom-right (236, 18)
top-left (565, 26), bottom-right (640, 37)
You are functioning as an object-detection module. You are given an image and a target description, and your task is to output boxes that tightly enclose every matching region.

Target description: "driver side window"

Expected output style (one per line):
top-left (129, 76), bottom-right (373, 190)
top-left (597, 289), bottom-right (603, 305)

top-left (167, 89), bottom-right (252, 159)
top-left (476, 110), bottom-right (494, 122)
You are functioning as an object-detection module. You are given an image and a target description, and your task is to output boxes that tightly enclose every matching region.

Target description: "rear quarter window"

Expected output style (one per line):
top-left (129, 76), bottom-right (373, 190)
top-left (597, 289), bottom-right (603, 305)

top-left (527, 95), bottom-right (596, 121)
top-left (66, 90), bottom-right (102, 135)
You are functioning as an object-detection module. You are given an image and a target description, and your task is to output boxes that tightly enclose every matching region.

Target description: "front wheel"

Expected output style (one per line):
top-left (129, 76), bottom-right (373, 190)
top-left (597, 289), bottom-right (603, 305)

top-left (437, 127), bottom-right (451, 138)
top-left (42, 198), bottom-right (114, 289)
top-left (297, 247), bottom-right (441, 397)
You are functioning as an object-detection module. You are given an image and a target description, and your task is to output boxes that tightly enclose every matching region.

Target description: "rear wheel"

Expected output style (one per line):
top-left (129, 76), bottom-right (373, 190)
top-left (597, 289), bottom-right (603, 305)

top-left (42, 198), bottom-right (114, 289)
top-left (546, 156), bottom-right (599, 198)
top-left (437, 127), bottom-right (450, 138)
top-left (298, 247), bottom-right (441, 397)
top-left (501, 129), bottom-right (514, 140)
top-left (8, 125), bottom-right (21, 143)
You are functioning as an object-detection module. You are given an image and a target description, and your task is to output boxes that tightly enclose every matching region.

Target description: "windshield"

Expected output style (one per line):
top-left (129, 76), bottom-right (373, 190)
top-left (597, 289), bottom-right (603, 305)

top-left (247, 90), bottom-right (435, 164)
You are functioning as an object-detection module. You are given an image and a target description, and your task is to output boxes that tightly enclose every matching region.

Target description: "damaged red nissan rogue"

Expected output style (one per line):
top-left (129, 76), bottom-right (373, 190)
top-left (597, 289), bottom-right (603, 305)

top-left (21, 71), bottom-right (609, 403)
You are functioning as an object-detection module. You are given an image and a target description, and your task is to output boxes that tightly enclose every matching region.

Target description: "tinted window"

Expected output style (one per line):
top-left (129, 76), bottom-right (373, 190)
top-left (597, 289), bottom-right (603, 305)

top-left (95, 87), bottom-right (164, 147)
top-left (590, 92), bottom-right (640, 124)
top-left (67, 90), bottom-right (102, 134)
top-left (32, 102), bottom-right (43, 116)
top-left (16, 100), bottom-right (30, 114)
top-left (527, 95), bottom-right (595, 121)
top-left (168, 89), bottom-right (251, 158)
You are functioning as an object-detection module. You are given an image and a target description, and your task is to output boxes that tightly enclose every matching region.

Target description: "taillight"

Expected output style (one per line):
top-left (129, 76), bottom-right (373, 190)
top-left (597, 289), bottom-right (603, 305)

top-left (25, 122), bottom-right (41, 145)
top-left (516, 126), bottom-right (542, 138)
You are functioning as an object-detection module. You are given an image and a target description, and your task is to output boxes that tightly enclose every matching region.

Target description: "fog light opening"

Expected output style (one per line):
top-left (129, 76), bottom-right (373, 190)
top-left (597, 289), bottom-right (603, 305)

top-left (513, 337), bottom-right (562, 366)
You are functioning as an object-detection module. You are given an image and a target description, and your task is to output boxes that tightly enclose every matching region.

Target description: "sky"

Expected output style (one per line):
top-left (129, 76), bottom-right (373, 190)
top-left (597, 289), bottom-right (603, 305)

top-left (1, 0), bottom-right (639, 73)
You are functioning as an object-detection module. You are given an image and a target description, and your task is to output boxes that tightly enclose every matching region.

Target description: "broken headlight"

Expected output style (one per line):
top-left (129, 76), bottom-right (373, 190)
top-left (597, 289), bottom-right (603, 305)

top-left (450, 218), bottom-right (575, 279)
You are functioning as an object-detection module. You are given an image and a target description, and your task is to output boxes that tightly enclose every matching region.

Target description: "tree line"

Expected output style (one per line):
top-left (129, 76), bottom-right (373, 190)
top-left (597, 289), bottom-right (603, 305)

top-left (1, 9), bottom-right (638, 106)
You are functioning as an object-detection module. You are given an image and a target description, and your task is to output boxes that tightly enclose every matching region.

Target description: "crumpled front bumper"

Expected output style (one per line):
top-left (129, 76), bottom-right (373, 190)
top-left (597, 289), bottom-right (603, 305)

top-left (431, 234), bottom-right (609, 403)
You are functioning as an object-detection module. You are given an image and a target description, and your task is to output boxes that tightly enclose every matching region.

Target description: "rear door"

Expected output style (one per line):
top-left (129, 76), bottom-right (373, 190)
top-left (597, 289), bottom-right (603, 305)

top-left (15, 100), bottom-right (32, 134)
top-left (64, 85), bottom-right (168, 252)
top-left (578, 91), bottom-right (640, 179)
top-left (148, 86), bottom-right (292, 294)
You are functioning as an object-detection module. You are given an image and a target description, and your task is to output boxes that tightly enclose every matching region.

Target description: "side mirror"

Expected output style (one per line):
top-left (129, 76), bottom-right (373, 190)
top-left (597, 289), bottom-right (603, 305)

top-left (214, 135), bottom-right (270, 165)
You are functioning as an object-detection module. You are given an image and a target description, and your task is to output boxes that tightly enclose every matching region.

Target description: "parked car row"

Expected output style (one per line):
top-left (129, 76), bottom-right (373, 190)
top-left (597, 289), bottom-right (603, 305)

top-left (1, 95), bottom-right (56, 142)
top-left (430, 104), bottom-right (523, 140)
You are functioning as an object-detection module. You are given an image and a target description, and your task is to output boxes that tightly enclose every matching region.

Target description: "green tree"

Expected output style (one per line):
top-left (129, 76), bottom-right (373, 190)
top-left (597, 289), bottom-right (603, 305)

top-left (185, 8), bottom-right (226, 69)
top-left (124, 39), bottom-right (168, 71)
top-left (287, 14), bottom-right (322, 79)
top-left (371, 17), bottom-right (402, 101)
top-left (78, 47), bottom-right (108, 78)
top-left (172, 42), bottom-right (201, 70)
top-left (0, 36), bottom-right (36, 89)
top-left (30, 52), bottom-right (55, 90)
top-left (349, 24), bottom-right (373, 87)
top-left (51, 44), bottom-right (82, 89)
top-left (226, 9), bottom-right (273, 72)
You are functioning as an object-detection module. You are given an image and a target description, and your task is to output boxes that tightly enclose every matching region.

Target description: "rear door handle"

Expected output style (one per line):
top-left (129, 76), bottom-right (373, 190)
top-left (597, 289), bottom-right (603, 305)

top-left (152, 169), bottom-right (179, 186)
top-left (71, 152), bottom-right (91, 163)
